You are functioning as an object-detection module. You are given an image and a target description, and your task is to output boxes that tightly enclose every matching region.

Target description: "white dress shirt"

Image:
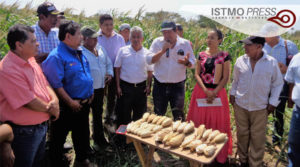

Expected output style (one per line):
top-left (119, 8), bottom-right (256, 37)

top-left (82, 45), bottom-right (113, 89)
top-left (114, 45), bottom-right (153, 83)
top-left (230, 51), bottom-right (283, 111)
top-left (147, 36), bottom-right (196, 83)
top-left (285, 53), bottom-right (300, 107)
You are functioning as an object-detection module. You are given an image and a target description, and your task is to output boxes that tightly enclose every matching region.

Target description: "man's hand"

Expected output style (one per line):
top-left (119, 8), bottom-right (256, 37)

top-left (48, 100), bottom-right (60, 121)
top-left (35, 53), bottom-right (48, 64)
top-left (117, 86), bottom-right (122, 98)
top-left (144, 86), bottom-right (151, 96)
top-left (88, 94), bottom-right (94, 105)
top-left (162, 41), bottom-right (171, 53)
top-left (278, 62), bottom-right (288, 74)
top-left (69, 99), bottom-right (82, 112)
top-left (267, 104), bottom-right (276, 115)
top-left (0, 142), bottom-right (15, 167)
top-left (105, 75), bottom-right (112, 85)
top-left (178, 53), bottom-right (190, 66)
top-left (229, 95), bottom-right (235, 106)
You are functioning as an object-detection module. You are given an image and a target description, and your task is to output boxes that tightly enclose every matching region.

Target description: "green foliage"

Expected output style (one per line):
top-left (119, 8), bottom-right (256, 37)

top-left (1, 2), bottom-right (300, 166)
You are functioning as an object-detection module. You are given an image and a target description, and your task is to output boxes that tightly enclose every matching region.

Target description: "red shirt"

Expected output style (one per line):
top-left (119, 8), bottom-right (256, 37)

top-left (0, 51), bottom-right (51, 125)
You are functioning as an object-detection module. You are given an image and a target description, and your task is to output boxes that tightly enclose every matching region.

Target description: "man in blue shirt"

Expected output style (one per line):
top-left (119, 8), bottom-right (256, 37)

top-left (42, 20), bottom-right (94, 167)
top-left (264, 36), bottom-right (299, 147)
top-left (285, 53), bottom-right (300, 167)
top-left (81, 27), bottom-right (113, 151)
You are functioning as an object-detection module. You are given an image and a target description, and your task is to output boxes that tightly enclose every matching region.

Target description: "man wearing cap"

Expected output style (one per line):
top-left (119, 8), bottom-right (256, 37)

top-left (147, 21), bottom-right (196, 121)
top-left (0, 24), bottom-right (59, 167)
top-left (32, 2), bottom-right (61, 64)
top-left (119, 23), bottom-right (131, 46)
top-left (230, 36), bottom-right (283, 167)
top-left (81, 27), bottom-right (113, 150)
top-left (264, 36), bottom-right (299, 147)
top-left (42, 20), bottom-right (94, 166)
top-left (176, 23), bottom-right (183, 38)
top-left (97, 14), bottom-right (125, 131)
top-left (176, 23), bottom-right (193, 48)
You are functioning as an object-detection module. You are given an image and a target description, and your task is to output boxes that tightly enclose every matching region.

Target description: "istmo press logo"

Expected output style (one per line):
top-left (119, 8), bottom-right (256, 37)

top-left (211, 7), bottom-right (296, 28)
top-left (180, 5), bottom-right (299, 37)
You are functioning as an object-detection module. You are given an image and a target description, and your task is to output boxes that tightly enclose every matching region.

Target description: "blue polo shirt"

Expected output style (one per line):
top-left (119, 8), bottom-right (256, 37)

top-left (42, 42), bottom-right (93, 99)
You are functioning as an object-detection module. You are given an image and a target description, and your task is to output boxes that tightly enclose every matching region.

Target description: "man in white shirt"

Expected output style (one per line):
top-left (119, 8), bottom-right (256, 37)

top-left (285, 53), bottom-right (300, 167)
top-left (147, 21), bottom-right (196, 121)
top-left (81, 27), bottom-right (113, 150)
top-left (114, 26), bottom-right (153, 126)
top-left (114, 26), bottom-right (153, 148)
top-left (230, 36), bottom-right (283, 167)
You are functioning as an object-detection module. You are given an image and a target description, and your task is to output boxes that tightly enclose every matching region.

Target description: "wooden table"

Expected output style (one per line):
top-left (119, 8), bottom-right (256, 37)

top-left (126, 132), bottom-right (226, 167)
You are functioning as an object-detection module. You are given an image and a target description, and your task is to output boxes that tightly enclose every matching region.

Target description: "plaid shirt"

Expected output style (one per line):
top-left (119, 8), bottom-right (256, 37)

top-left (32, 23), bottom-right (60, 55)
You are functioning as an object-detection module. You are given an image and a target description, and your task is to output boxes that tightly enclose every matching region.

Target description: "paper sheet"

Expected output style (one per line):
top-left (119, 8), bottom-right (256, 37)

top-left (196, 98), bottom-right (223, 107)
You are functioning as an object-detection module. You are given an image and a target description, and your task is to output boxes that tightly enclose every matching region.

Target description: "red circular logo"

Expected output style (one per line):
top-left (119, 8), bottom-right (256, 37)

top-left (268, 9), bottom-right (296, 28)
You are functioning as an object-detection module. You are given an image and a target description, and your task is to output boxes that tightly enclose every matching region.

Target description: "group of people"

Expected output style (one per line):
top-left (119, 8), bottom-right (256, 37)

top-left (0, 2), bottom-right (300, 167)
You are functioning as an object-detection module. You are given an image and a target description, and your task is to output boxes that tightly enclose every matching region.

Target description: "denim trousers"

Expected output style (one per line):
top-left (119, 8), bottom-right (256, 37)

top-left (152, 78), bottom-right (185, 121)
top-left (11, 122), bottom-right (48, 167)
top-left (288, 105), bottom-right (300, 167)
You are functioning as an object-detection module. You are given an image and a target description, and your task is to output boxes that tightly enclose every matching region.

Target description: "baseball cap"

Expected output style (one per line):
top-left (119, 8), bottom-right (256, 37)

top-left (176, 23), bottom-right (183, 31)
top-left (119, 23), bottom-right (131, 31)
top-left (161, 21), bottom-right (176, 32)
top-left (37, 2), bottom-right (61, 16)
top-left (81, 27), bottom-right (99, 38)
top-left (239, 36), bottom-right (265, 45)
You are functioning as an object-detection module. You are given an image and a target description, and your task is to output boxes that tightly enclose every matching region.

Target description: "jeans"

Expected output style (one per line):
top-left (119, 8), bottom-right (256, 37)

top-left (11, 122), bottom-right (47, 167)
top-left (153, 78), bottom-right (185, 121)
top-left (49, 101), bottom-right (90, 166)
top-left (288, 105), bottom-right (300, 167)
top-left (91, 88), bottom-right (106, 145)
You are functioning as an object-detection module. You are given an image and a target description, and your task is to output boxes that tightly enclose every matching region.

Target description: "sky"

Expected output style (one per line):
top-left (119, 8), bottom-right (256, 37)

top-left (3, 0), bottom-right (300, 30)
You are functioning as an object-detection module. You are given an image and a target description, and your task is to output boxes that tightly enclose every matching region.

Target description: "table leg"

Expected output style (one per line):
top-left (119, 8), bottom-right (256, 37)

top-left (146, 146), bottom-right (155, 167)
top-left (133, 140), bottom-right (147, 167)
top-left (189, 160), bottom-right (202, 167)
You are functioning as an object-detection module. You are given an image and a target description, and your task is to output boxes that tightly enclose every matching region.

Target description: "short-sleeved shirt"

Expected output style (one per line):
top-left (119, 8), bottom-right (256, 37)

top-left (82, 45), bottom-right (113, 89)
top-left (0, 51), bottom-right (51, 125)
top-left (198, 51), bottom-right (231, 86)
top-left (114, 45), bottom-right (153, 83)
top-left (285, 53), bottom-right (300, 107)
top-left (97, 31), bottom-right (125, 64)
top-left (147, 36), bottom-right (196, 83)
top-left (32, 23), bottom-right (60, 55)
top-left (42, 42), bottom-right (93, 99)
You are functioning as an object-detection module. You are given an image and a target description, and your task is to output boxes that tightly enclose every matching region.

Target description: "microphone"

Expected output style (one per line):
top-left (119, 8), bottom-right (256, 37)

top-left (166, 40), bottom-right (170, 58)
top-left (166, 49), bottom-right (169, 58)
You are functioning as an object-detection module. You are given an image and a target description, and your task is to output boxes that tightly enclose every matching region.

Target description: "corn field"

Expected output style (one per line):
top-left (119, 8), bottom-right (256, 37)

top-left (1, 1), bottom-right (300, 166)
